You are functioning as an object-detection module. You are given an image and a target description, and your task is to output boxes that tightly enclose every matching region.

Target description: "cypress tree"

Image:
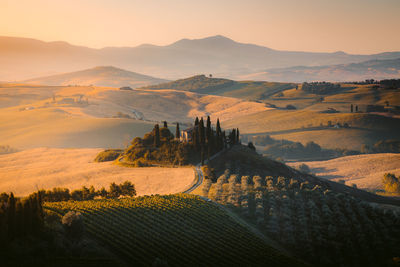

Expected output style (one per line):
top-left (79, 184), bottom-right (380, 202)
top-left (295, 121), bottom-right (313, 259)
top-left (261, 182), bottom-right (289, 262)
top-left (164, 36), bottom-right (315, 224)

top-left (163, 121), bottom-right (168, 128)
top-left (175, 123), bottom-right (180, 139)
top-left (216, 118), bottom-right (221, 137)
top-left (7, 192), bottom-right (16, 240)
top-left (194, 117), bottom-right (199, 126)
top-left (350, 104), bottom-right (353, 113)
top-left (194, 125), bottom-right (200, 150)
top-left (206, 116), bottom-right (211, 143)
top-left (236, 128), bottom-right (240, 144)
top-left (222, 131), bottom-right (226, 149)
top-left (230, 129), bottom-right (236, 146)
top-left (23, 200), bottom-right (32, 236)
top-left (154, 124), bottom-right (160, 147)
top-left (15, 201), bottom-right (23, 237)
top-left (199, 118), bottom-right (205, 146)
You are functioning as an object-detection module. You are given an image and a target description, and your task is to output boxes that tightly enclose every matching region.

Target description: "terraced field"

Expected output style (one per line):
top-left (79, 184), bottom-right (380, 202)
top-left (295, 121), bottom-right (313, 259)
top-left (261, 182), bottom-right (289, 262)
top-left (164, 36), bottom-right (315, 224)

top-left (45, 194), bottom-right (300, 266)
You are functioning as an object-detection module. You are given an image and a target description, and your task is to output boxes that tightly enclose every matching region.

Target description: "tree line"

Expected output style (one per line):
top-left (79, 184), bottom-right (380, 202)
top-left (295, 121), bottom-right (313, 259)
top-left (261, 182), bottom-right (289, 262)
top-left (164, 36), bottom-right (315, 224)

top-left (301, 82), bottom-right (341, 94)
top-left (35, 181), bottom-right (136, 202)
top-left (0, 192), bottom-right (44, 246)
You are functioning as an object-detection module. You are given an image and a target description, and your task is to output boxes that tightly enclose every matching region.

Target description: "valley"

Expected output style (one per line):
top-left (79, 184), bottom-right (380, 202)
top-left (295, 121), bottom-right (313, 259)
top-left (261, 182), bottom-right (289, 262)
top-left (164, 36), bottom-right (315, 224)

top-left (1, 17), bottom-right (400, 266)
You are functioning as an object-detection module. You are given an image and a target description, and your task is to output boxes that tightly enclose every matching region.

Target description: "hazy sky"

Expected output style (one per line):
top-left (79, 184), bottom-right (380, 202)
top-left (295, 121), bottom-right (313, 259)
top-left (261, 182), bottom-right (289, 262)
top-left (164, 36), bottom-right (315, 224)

top-left (1, 0), bottom-right (399, 54)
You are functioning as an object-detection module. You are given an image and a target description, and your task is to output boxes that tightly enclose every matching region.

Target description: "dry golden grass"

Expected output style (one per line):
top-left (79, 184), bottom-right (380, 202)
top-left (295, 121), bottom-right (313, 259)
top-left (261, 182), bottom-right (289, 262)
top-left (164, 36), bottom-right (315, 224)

top-left (288, 153), bottom-right (400, 190)
top-left (0, 83), bottom-right (269, 148)
top-left (0, 148), bottom-right (195, 197)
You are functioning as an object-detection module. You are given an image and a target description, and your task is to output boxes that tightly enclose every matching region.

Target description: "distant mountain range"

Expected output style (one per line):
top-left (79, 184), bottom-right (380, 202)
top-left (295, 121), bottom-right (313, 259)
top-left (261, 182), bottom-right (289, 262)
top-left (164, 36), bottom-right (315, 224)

top-left (239, 58), bottom-right (400, 82)
top-left (24, 66), bottom-right (168, 88)
top-left (1, 35), bottom-right (400, 81)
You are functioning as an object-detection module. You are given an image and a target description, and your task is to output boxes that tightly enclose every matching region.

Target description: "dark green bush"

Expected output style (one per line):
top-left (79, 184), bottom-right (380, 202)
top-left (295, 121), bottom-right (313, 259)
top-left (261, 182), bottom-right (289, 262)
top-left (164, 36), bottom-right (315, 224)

top-left (94, 149), bottom-right (123, 162)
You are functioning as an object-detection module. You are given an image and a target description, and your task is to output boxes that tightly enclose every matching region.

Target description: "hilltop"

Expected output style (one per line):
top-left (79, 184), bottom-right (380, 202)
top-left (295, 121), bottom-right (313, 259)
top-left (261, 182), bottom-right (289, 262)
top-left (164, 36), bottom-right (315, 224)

top-left (2, 35), bottom-right (400, 81)
top-left (141, 74), bottom-right (296, 101)
top-left (24, 66), bottom-right (168, 88)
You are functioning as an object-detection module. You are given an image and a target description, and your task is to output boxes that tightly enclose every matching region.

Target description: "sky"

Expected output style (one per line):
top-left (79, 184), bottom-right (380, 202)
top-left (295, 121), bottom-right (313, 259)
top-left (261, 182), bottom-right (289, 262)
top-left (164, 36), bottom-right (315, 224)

top-left (1, 0), bottom-right (399, 54)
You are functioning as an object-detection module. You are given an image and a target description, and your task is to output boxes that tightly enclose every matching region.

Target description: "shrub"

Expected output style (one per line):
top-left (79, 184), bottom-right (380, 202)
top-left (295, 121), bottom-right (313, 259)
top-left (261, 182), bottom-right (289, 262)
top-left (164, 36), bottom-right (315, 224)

top-left (62, 211), bottom-right (84, 239)
top-left (0, 145), bottom-right (18, 155)
top-left (247, 142), bottom-right (256, 151)
top-left (120, 181), bottom-right (136, 197)
top-left (298, 163), bottom-right (310, 174)
top-left (94, 149), bottom-right (123, 162)
top-left (286, 104), bottom-right (296, 110)
top-left (382, 173), bottom-right (400, 194)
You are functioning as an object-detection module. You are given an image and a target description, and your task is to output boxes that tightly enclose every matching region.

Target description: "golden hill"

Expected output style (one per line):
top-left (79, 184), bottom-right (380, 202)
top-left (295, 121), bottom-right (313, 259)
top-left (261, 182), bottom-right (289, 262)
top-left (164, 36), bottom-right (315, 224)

top-left (0, 83), bottom-right (270, 148)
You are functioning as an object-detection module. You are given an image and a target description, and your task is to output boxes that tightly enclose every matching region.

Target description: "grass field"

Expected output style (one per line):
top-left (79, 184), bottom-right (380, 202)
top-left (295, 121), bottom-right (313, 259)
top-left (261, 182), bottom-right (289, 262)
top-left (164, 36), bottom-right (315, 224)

top-left (288, 153), bottom-right (400, 190)
top-left (44, 194), bottom-right (300, 266)
top-left (0, 83), bottom-right (269, 148)
top-left (0, 148), bottom-right (195, 197)
top-left (223, 109), bottom-right (400, 150)
top-left (141, 75), bottom-right (297, 101)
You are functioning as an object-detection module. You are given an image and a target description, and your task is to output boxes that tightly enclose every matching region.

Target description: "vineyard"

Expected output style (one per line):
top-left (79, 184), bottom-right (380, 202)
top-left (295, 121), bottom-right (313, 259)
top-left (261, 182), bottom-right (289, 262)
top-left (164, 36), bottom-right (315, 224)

top-left (44, 194), bottom-right (301, 266)
top-left (199, 162), bottom-right (400, 266)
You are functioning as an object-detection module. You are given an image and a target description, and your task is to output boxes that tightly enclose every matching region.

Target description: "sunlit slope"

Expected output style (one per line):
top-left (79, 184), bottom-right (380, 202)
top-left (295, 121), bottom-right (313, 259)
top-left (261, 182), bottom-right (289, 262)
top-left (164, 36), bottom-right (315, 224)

top-left (45, 194), bottom-right (301, 266)
top-left (0, 148), bottom-right (194, 196)
top-left (0, 83), bottom-right (269, 148)
top-left (142, 74), bottom-right (296, 101)
top-left (223, 110), bottom-right (400, 150)
top-left (266, 83), bottom-right (400, 111)
top-left (288, 153), bottom-right (400, 190)
top-left (0, 109), bottom-right (155, 148)
top-left (24, 66), bottom-right (168, 88)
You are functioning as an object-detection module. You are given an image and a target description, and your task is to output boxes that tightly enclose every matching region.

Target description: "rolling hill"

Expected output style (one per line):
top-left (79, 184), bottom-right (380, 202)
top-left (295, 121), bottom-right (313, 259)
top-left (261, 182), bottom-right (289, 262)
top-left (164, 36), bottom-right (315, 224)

top-left (288, 153), bottom-right (400, 191)
top-left (45, 194), bottom-right (301, 266)
top-left (24, 66), bottom-right (168, 88)
top-left (0, 83), bottom-right (269, 148)
top-left (2, 35), bottom-right (400, 81)
top-left (239, 58), bottom-right (400, 82)
top-left (199, 145), bottom-right (400, 266)
top-left (141, 74), bottom-right (296, 101)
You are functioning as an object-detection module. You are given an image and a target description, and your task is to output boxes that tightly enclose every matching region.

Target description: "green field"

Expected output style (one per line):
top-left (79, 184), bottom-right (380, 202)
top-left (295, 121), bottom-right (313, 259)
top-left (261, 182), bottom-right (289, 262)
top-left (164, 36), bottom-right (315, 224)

top-left (45, 194), bottom-right (300, 266)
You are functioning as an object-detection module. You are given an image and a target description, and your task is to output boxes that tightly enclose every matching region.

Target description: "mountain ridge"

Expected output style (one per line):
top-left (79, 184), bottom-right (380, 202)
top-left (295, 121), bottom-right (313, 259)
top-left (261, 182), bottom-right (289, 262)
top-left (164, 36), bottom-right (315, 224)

top-left (1, 35), bottom-right (400, 81)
